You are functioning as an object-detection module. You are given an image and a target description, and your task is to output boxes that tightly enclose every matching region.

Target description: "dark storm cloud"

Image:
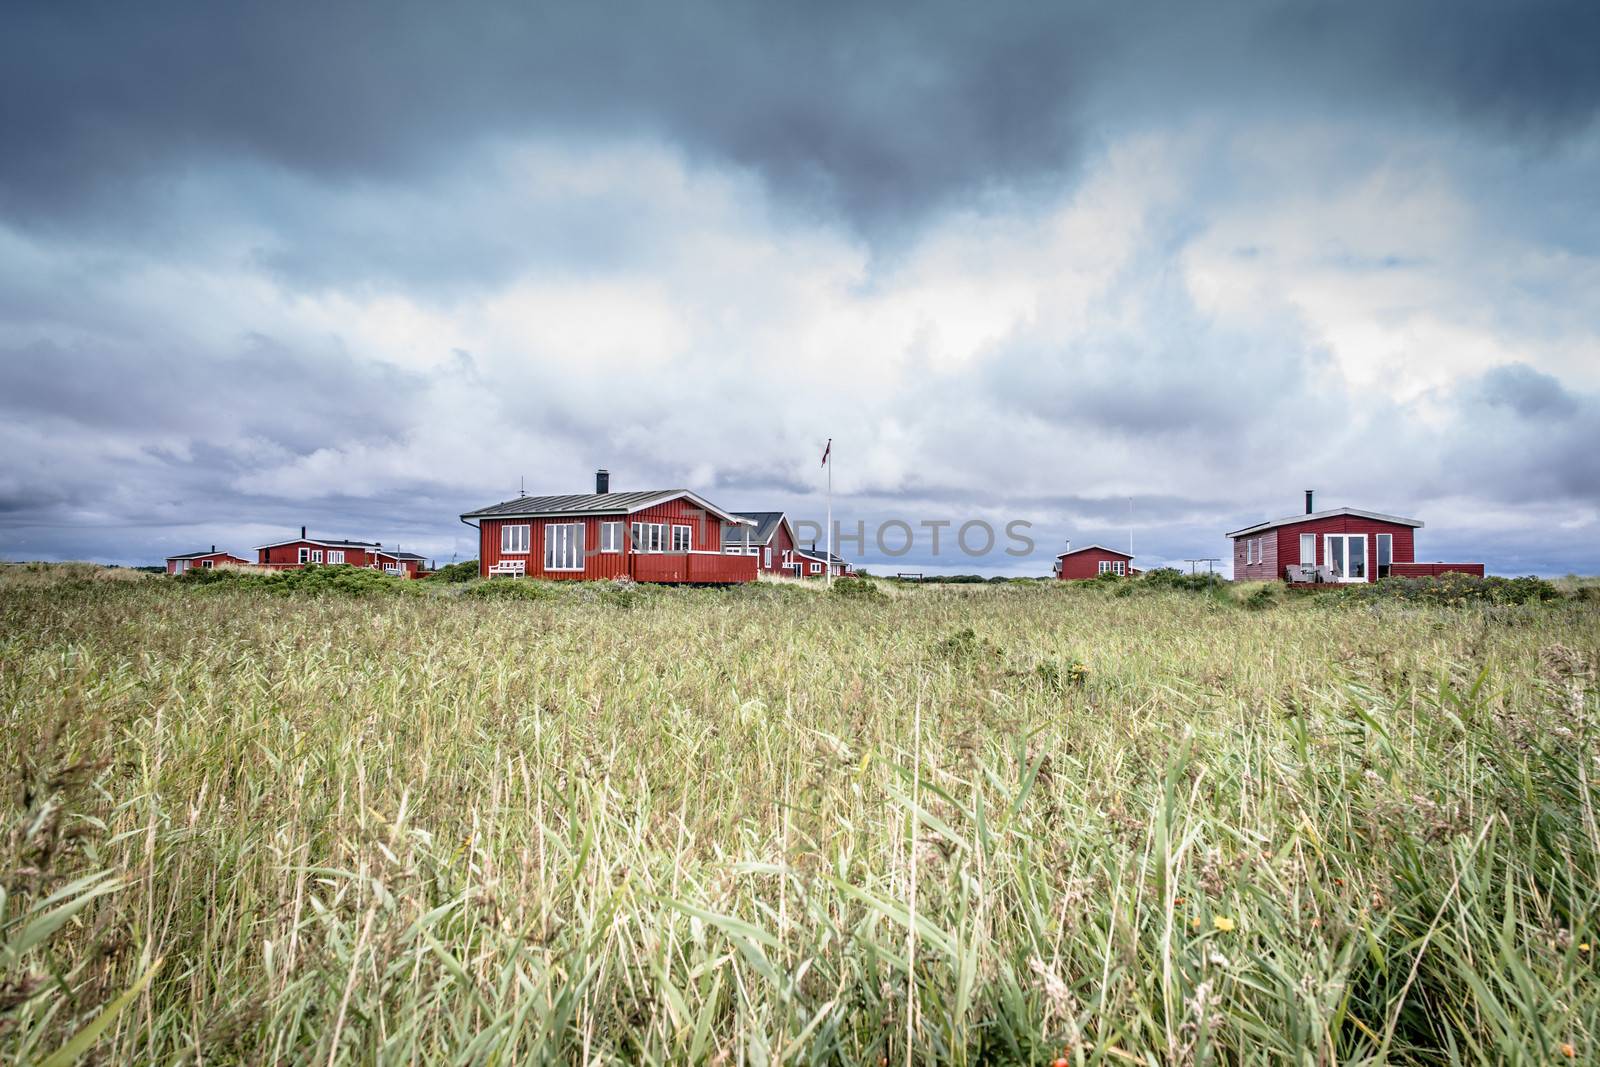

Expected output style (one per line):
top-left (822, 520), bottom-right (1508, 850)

top-left (3, 1), bottom-right (1597, 241)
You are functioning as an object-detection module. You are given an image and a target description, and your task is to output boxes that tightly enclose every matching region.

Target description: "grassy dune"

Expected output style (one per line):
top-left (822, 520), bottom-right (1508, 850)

top-left (2, 567), bottom-right (1598, 1064)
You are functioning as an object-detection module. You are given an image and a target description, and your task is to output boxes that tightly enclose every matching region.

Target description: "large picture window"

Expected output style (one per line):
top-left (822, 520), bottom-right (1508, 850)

top-left (545, 523), bottom-right (584, 571)
top-left (501, 524), bottom-right (530, 554)
top-left (631, 521), bottom-right (665, 553)
top-left (671, 525), bottom-right (692, 552)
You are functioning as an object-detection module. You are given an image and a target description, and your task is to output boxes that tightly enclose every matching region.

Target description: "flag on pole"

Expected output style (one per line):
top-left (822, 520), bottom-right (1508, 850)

top-left (821, 438), bottom-right (831, 467)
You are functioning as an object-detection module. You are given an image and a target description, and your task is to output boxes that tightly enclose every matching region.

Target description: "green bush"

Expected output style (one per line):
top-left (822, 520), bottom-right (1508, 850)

top-left (426, 559), bottom-right (480, 583)
top-left (831, 576), bottom-right (884, 599)
top-left (463, 579), bottom-right (560, 601)
top-left (1343, 573), bottom-right (1560, 606)
top-left (176, 563), bottom-right (416, 597)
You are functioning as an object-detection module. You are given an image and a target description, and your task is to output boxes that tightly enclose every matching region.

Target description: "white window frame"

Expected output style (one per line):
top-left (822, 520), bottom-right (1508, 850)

top-left (810, 562), bottom-right (821, 574)
top-left (1324, 533), bottom-right (1368, 583)
top-left (600, 521), bottom-right (623, 553)
top-left (200, 559), bottom-right (213, 569)
top-left (671, 524), bottom-right (692, 553)
top-left (298, 547), bottom-right (310, 564)
top-left (1376, 533), bottom-right (1393, 577)
top-left (1098, 560), bottom-right (1112, 574)
top-left (1113, 560), bottom-right (1126, 576)
top-left (329, 550), bottom-right (345, 564)
top-left (544, 523), bottom-right (584, 571)
top-left (631, 521), bottom-right (665, 553)
top-left (384, 563), bottom-right (402, 575)
top-left (501, 524), bottom-right (530, 555)
top-left (763, 546), bottom-right (772, 568)
top-left (1299, 533), bottom-right (1316, 566)
top-left (308, 549), bottom-right (321, 563)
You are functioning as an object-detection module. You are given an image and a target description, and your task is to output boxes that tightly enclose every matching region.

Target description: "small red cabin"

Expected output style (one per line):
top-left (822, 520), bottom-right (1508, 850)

top-left (1053, 544), bottom-right (1134, 580)
top-left (461, 469), bottom-right (758, 584)
top-left (794, 545), bottom-right (853, 578)
top-left (166, 546), bottom-right (250, 574)
top-left (254, 527), bottom-right (430, 577)
top-left (1228, 492), bottom-right (1484, 583)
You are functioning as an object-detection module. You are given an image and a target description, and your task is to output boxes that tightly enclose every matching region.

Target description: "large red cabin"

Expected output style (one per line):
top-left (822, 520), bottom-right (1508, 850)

top-left (1229, 492), bottom-right (1484, 583)
top-left (461, 469), bottom-right (758, 584)
top-left (166, 546), bottom-right (250, 574)
top-left (1053, 544), bottom-right (1134, 580)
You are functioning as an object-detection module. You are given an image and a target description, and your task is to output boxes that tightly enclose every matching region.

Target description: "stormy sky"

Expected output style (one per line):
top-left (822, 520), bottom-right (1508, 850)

top-left (2, 1), bottom-right (1597, 576)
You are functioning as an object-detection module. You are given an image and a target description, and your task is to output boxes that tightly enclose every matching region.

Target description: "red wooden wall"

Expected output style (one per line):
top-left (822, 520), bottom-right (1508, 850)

top-left (476, 496), bottom-right (749, 582)
top-left (1056, 548), bottom-right (1133, 580)
top-left (1233, 515), bottom-right (1417, 581)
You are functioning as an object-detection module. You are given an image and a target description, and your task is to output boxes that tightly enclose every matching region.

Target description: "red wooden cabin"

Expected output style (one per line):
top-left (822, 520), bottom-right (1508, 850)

top-left (1053, 544), bottom-right (1134, 580)
top-left (722, 512), bottom-right (804, 575)
top-left (255, 527), bottom-right (431, 576)
top-left (794, 545), bottom-right (853, 577)
top-left (1228, 492), bottom-right (1484, 583)
top-left (166, 546), bottom-right (250, 574)
top-left (461, 469), bottom-right (758, 584)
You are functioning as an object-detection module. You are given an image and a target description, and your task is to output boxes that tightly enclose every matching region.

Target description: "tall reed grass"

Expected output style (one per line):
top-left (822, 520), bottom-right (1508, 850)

top-left (2, 568), bottom-right (1596, 1063)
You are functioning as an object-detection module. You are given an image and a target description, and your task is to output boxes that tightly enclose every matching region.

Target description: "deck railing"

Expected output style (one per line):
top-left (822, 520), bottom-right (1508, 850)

top-left (630, 552), bottom-right (758, 584)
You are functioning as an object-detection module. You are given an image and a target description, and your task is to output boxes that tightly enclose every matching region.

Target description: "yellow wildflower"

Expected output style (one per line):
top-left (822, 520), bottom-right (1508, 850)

top-left (1213, 916), bottom-right (1237, 933)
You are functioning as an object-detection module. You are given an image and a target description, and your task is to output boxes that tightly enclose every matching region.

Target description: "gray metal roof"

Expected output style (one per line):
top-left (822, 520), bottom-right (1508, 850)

top-left (1226, 507), bottom-right (1424, 539)
top-left (794, 545), bottom-right (848, 565)
top-left (1054, 544), bottom-right (1134, 559)
top-left (378, 550), bottom-right (427, 560)
top-left (166, 548), bottom-right (246, 561)
top-left (721, 511), bottom-right (787, 547)
top-left (461, 489), bottom-right (750, 525)
top-left (253, 537), bottom-right (383, 550)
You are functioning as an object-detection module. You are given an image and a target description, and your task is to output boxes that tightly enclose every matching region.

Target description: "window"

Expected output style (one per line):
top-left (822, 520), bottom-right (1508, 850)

top-left (671, 525), bottom-right (692, 553)
top-left (501, 524), bottom-right (530, 554)
top-left (298, 547), bottom-right (310, 564)
top-left (600, 522), bottom-right (623, 553)
top-left (1376, 533), bottom-right (1393, 578)
top-left (1098, 560), bottom-right (1113, 574)
top-left (201, 559), bottom-right (213, 569)
top-left (810, 562), bottom-right (821, 574)
top-left (1113, 560), bottom-right (1127, 576)
top-left (631, 522), bottom-right (664, 553)
top-left (1299, 533), bottom-right (1316, 566)
top-left (545, 523), bottom-right (583, 571)
top-left (763, 546), bottom-right (772, 568)
top-left (384, 563), bottom-right (401, 574)
top-left (329, 550), bottom-right (345, 564)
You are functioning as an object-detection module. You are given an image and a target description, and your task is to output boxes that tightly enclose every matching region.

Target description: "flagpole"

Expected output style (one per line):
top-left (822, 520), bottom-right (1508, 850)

top-left (825, 441), bottom-right (833, 589)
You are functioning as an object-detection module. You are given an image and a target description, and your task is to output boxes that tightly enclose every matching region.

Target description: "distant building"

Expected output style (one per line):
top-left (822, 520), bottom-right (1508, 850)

top-left (1052, 544), bottom-right (1134, 580)
top-left (255, 527), bottom-right (430, 577)
top-left (794, 544), bottom-right (853, 578)
top-left (166, 546), bottom-right (250, 574)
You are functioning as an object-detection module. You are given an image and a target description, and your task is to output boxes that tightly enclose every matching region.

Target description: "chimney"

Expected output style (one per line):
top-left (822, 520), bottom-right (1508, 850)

top-left (1304, 490), bottom-right (1314, 515)
top-left (211, 544), bottom-right (216, 553)
top-left (301, 525), bottom-right (307, 539)
top-left (596, 468), bottom-right (610, 494)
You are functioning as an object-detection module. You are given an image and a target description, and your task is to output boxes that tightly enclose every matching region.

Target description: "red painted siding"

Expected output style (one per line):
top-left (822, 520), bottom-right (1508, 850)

top-left (258, 541), bottom-right (387, 568)
top-left (1233, 515), bottom-right (1417, 582)
top-left (477, 495), bottom-right (754, 583)
top-left (1389, 562), bottom-right (1485, 578)
top-left (765, 523), bottom-right (797, 575)
top-left (1055, 548), bottom-right (1133, 580)
top-left (167, 552), bottom-right (249, 574)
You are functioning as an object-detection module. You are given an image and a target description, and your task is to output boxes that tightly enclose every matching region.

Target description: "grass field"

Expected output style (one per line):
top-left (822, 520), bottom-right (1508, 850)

top-left (3, 566), bottom-right (1598, 1064)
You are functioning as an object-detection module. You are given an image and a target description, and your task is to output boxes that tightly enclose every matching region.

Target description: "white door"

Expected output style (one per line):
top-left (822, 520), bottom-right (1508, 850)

top-left (1299, 533), bottom-right (1316, 568)
top-left (1324, 534), bottom-right (1368, 582)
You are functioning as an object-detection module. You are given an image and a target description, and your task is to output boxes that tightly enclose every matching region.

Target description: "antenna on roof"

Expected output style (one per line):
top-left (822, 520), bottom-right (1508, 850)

top-left (520, 476), bottom-right (525, 497)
